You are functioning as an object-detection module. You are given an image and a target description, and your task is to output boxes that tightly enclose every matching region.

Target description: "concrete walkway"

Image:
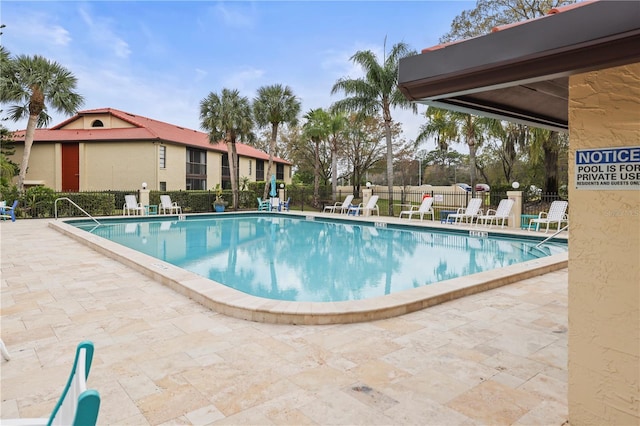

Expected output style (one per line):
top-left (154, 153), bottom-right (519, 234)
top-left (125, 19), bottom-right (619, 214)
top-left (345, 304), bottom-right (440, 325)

top-left (1, 219), bottom-right (567, 425)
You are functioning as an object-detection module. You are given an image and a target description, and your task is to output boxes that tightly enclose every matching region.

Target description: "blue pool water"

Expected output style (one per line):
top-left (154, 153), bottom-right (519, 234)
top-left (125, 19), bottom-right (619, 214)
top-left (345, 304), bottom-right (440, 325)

top-left (72, 214), bottom-right (567, 302)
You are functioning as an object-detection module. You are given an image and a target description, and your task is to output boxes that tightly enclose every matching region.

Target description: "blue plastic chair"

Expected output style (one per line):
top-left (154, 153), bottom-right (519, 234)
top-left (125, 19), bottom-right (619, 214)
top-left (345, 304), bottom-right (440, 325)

top-left (280, 197), bottom-right (291, 211)
top-left (0, 200), bottom-right (18, 222)
top-left (257, 197), bottom-right (271, 211)
top-left (1, 340), bottom-right (101, 426)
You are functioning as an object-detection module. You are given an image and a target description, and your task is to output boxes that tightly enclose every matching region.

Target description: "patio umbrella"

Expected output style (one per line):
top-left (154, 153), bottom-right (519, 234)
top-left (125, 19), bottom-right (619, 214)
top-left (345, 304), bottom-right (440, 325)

top-left (270, 175), bottom-right (277, 198)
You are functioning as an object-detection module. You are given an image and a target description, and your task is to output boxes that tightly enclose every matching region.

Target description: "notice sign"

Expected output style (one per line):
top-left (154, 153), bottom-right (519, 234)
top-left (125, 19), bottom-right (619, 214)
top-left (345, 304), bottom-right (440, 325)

top-left (575, 146), bottom-right (640, 190)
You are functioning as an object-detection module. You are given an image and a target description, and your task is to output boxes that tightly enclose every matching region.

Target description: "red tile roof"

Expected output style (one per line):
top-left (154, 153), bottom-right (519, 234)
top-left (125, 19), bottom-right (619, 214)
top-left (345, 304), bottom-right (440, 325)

top-left (12, 107), bottom-right (291, 165)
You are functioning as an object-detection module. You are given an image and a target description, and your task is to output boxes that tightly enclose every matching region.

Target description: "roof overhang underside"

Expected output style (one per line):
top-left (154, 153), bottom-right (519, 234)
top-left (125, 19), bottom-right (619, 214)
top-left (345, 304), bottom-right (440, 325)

top-left (398, 1), bottom-right (640, 132)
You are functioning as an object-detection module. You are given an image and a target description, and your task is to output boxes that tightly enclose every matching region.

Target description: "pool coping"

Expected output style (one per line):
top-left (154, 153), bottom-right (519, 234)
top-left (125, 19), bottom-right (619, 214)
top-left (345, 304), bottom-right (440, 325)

top-left (49, 212), bottom-right (568, 325)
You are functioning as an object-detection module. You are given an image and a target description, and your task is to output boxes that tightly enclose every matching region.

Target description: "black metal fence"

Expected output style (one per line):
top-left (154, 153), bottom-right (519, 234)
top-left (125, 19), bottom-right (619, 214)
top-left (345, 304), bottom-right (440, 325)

top-left (6, 187), bottom-right (566, 220)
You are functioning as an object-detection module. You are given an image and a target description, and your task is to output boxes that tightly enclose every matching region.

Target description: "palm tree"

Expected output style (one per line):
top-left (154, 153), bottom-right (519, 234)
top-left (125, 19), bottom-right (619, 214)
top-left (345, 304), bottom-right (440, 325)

top-left (331, 39), bottom-right (417, 215)
top-left (253, 84), bottom-right (301, 200)
top-left (447, 111), bottom-right (492, 195)
top-left (0, 50), bottom-right (84, 192)
top-left (303, 108), bottom-right (330, 208)
top-left (200, 88), bottom-right (253, 209)
top-left (327, 111), bottom-right (347, 201)
top-left (416, 107), bottom-right (457, 153)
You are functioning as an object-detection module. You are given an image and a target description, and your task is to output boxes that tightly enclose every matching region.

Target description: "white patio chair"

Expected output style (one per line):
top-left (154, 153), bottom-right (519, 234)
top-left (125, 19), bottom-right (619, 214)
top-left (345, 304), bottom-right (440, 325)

top-left (123, 195), bottom-right (144, 216)
top-left (323, 195), bottom-right (354, 214)
top-left (529, 200), bottom-right (569, 233)
top-left (399, 197), bottom-right (435, 221)
top-left (159, 195), bottom-right (182, 214)
top-left (347, 195), bottom-right (380, 216)
top-left (447, 198), bottom-right (483, 224)
top-left (476, 198), bottom-right (514, 228)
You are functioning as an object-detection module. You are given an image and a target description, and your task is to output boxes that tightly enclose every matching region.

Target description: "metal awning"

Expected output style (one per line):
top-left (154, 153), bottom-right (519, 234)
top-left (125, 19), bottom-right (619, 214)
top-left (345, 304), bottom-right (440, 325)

top-left (398, 1), bottom-right (640, 132)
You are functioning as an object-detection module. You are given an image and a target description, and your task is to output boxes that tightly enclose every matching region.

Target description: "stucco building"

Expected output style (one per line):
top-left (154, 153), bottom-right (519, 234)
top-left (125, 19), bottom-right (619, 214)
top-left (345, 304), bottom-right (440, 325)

top-left (398, 1), bottom-right (639, 424)
top-left (10, 108), bottom-right (292, 192)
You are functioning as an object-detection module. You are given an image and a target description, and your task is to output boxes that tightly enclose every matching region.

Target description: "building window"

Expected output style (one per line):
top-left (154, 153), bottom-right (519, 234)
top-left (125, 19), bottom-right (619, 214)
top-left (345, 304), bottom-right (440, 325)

top-left (249, 160), bottom-right (252, 175)
top-left (159, 146), bottom-right (166, 169)
top-left (276, 163), bottom-right (284, 180)
top-left (91, 120), bottom-right (104, 127)
top-left (221, 154), bottom-right (239, 190)
top-left (186, 148), bottom-right (206, 190)
top-left (159, 181), bottom-right (167, 191)
top-left (256, 160), bottom-right (265, 181)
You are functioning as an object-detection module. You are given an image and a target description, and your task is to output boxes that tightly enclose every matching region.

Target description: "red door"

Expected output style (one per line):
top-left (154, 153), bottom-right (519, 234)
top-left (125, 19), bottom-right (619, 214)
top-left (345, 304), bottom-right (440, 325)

top-left (62, 143), bottom-right (79, 191)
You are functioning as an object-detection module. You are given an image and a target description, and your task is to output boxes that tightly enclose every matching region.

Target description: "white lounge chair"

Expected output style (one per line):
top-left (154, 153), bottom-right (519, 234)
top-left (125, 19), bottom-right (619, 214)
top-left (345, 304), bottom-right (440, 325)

top-left (347, 195), bottom-right (380, 216)
top-left (399, 197), bottom-right (435, 221)
top-left (447, 198), bottom-right (483, 224)
top-left (529, 200), bottom-right (568, 233)
top-left (476, 198), bottom-right (514, 228)
top-left (160, 195), bottom-right (182, 214)
top-left (323, 195), bottom-right (354, 214)
top-left (1, 341), bottom-right (101, 426)
top-left (123, 195), bottom-right (144, 216)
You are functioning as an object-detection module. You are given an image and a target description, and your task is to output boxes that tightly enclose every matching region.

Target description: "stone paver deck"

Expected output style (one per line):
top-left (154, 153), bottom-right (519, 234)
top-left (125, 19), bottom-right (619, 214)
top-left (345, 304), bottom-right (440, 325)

top-left (1, 219), bottom-right (567, 425)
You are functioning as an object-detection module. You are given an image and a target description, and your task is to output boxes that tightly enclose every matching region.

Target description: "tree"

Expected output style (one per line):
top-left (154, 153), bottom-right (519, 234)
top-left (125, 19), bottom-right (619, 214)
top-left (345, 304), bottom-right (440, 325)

top-left (326, 111), bottom-right (347, 201)
top-left (341, 114), bottom-right (386, 195)
top-left (440, 0), bottom-right (576, 194)
top-left (485, 120), bottom-right (528, 184)
top-left (199, 88), bottom-right (254, 209)
top-left (331, 39), bottom-right (417, 215)
top-left (530, 127), bottom-right (567, 194)
top-left (441, 0), bottom-right (576, 42)
top-left (416, 107), bottom-right (458, 152)
top-left (0, 49), bottom-right (84, 193)
top-left (253, 84), bottom-right (301, 199)
top-left (447, 111), bottom-right (492, 194)
top-left (0, 125), bottom-right (19, 196)
top-left (302, 108), bottom-right (331, 208)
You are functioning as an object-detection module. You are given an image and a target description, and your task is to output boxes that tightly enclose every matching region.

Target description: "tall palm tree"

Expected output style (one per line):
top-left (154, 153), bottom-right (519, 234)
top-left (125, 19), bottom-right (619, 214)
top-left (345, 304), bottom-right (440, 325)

top-left (331, 39), bottom-right (417, 215)
top-left (416, 107), bottom-right (457, 153)
top-left (327, 111), bottom-right (347, 201)
top-left (0, 50), bottom-right (84, 192)
top-left (253, 84), bottom-right (301, 200)
top-left (303, 108), bottom-right (330, 208)
top-left (200, 88), bottom-right (253, 209)
top-left (452, 112), bottom-right (495, 195)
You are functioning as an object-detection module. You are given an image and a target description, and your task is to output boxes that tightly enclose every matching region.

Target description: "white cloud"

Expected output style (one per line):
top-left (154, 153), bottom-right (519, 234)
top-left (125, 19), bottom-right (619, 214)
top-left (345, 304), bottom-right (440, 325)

top-left (194, 68), bottom-right (208, 82)
top-left (213, 2), bottom-right (256, 29)
top-left (78, 6), bottom-right (131, 59)
top-left (220, 67), bottom-right (266, 94)
top-left (3, 14), bottom-right (71, 48)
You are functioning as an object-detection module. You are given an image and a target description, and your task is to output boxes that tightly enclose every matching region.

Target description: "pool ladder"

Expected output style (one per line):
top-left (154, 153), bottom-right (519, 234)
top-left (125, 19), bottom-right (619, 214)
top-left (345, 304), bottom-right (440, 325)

top-left (54, 197), bottom-right (101, 225)
top-left (535, 224), bottom-right (568, 249)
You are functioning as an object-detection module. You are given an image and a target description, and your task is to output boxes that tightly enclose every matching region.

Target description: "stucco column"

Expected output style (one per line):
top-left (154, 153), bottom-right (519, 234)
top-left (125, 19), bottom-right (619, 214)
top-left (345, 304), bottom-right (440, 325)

top-left (362, 188), bottom-right (372, 216)
top-left (506, 191), bottom-right (522, 229)
top-left (568, 64), bottom-right (640, 425)
top-left (139, 188), bottom-right (150, 213)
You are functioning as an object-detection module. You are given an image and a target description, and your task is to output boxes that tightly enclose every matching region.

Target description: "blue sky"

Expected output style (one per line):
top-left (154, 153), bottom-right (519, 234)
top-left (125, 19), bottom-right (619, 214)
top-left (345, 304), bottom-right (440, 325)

top-left (2, 1), bottom-right (474, 149)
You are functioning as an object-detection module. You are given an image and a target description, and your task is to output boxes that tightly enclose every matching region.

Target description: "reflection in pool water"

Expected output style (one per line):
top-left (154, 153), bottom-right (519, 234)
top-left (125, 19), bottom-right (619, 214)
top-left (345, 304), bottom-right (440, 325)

top-left (79, 215), bottom-right (567, 302)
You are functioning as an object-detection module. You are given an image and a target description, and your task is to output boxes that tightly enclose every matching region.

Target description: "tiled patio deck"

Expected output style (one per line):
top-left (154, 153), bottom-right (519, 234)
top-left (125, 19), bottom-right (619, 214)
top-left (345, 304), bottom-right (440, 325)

top-left (1, 219), bottom-right (567, 425)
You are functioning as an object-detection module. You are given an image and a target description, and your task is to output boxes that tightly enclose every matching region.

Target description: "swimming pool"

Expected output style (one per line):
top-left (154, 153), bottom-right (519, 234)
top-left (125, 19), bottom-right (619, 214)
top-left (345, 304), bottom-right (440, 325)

top-left (49, 212), bottom-right (568, 324)
top-left (69, 214), bottom-right (566, 303)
